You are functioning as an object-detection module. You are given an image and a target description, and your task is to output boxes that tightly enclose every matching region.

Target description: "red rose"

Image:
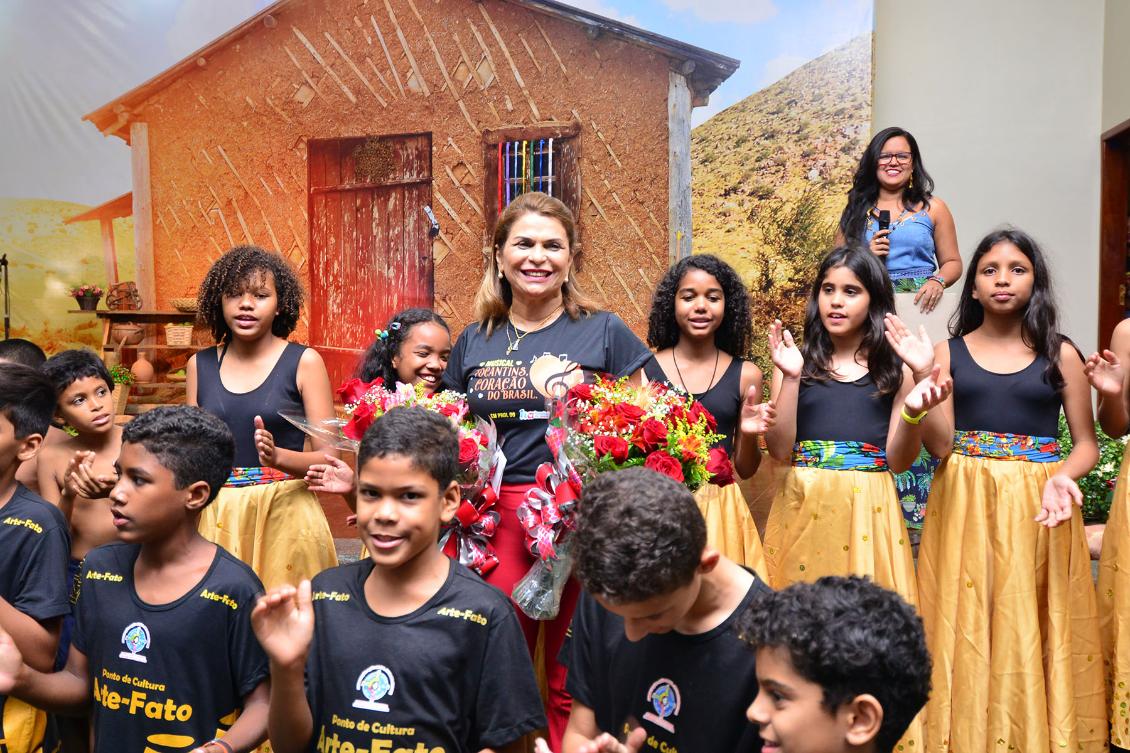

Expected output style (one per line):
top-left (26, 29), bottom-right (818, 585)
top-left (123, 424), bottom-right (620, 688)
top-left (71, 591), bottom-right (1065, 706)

top-left (706, 447), bottom-right (736, 487)
top-left (459, 437), bottom-right (481, 466)
top-left (594, 435), bottom-right (631, 464)
top-left (687, 401), bottom-right (718, 432)
top-left (344, 401), bottom-right (378, 440)
top-left (337, 377), bottom-right (381, 405)
top-left (569, 382), bottom-right (595, 402)
top-left (438, 402), bottom-right (463, 418)
top-left (645, 450), bottom-right (685, 483)
top-left (632, 418), bottom-right (669, 453)
top-left (614, 403), bottom-right (645, 425)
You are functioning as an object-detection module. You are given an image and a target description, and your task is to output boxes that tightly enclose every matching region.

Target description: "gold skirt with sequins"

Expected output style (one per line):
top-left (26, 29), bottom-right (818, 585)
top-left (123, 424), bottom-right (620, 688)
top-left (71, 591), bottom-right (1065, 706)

top-left (694, 480), bottom-right (768, 580)
top-left (918, 452), bottom-right (1105, 753)
top-left (1100, 450), bottom-right (1130, 748)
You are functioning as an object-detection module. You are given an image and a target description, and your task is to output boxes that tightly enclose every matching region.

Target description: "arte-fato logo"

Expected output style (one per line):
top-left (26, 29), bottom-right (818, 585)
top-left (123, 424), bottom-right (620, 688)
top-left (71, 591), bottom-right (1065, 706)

top-left (642, 678), bottom-right (681, 733)
top-left (119, 622), bottom-right (151, 663)
top-left (352, 665), bottom-right (395, 712)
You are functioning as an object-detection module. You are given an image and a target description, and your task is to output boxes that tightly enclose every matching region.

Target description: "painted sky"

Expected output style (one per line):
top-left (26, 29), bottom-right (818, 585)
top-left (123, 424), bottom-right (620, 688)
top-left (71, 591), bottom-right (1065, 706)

top-left (0, 0), bottom-right (871, 206)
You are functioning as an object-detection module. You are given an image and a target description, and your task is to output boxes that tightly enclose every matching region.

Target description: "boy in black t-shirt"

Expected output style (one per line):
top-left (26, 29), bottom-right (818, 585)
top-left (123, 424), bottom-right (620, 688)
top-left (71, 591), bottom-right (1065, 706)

top-left (252, 406), bottom-right (544, 753)
top-left (738, 576), bottom-right (930, 753)
top-left (560, 467), bottom-right (770, 753)
top-left (0, 363), bottom-right (71, 753)
top-left (0, 406), bottom-right (270, 753)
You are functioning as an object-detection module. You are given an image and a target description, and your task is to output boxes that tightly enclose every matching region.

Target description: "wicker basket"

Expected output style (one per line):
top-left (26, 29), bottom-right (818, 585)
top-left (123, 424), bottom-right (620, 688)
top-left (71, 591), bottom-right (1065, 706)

top-left (165, 323), bottom-right (194, 346)
top-left (169, 297), bottom-right (198, 313)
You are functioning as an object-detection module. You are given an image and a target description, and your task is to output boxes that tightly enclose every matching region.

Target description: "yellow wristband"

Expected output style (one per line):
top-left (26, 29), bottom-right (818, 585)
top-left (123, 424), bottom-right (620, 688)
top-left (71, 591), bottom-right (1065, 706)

top-left (901, 407), bottom-right (928, 425)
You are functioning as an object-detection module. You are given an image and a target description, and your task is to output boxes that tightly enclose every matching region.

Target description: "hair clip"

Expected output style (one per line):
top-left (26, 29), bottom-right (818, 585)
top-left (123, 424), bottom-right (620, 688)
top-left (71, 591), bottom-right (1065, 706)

top-left (389, 321), bottom-right (401, 331)
top-left (375, 328), bottom-right (389, 340)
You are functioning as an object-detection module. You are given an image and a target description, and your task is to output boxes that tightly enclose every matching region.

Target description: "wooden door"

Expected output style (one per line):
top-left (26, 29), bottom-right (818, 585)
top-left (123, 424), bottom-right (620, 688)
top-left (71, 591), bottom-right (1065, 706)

top-left (1099, 120), bottom-right (1130, 348)
top-left (308, 134), bottom-right (433, 386)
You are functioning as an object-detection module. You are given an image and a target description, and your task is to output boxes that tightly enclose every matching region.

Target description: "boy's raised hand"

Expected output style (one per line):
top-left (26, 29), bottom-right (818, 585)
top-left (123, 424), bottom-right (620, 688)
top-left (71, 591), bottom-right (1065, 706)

top-left (64, 451), bottom-right (117, 499)
top-left (1084, 350), bottom-right (1125, 397)
top-left (305, 455), bottom-right (355, 495)
top-left (903, 365), bottom-right (953, 415)
top-left (0, 626), bottom-right (24, 694)
top-left (884, 313), bottom-right (935, 379)
top-left (768, 320), bottom-right (803, 379)
top-left (252, 580), bottom-right (314, 669)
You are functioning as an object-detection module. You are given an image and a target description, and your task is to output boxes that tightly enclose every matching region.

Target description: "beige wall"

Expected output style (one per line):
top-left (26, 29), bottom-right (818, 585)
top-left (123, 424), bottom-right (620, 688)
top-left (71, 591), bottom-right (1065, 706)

top-left (1105, 0), bottom-right (1130, 133)
top-left (873, 0), bottom-right (1105, 351)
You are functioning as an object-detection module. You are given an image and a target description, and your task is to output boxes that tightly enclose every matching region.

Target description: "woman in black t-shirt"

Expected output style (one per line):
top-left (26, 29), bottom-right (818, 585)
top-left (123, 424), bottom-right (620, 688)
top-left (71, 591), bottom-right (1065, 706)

top-left (444, 191), bottom-right (650, 750)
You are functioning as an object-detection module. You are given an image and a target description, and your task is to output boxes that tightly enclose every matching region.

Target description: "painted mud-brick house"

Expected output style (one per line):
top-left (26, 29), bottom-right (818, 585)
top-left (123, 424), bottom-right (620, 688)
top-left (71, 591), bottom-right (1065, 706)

top-left (85, 0), bottom-right (738, 381)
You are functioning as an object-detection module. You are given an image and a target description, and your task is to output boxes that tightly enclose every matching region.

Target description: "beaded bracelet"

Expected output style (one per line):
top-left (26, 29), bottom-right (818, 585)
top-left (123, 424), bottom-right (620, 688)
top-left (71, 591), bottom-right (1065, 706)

top-left (927, 274), bottom-right (945, 287)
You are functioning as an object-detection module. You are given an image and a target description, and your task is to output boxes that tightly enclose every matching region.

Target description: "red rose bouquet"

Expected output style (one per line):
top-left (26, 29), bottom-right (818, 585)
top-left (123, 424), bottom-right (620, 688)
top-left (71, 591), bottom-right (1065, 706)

top-left (281, 378), bottom-right (502, 576)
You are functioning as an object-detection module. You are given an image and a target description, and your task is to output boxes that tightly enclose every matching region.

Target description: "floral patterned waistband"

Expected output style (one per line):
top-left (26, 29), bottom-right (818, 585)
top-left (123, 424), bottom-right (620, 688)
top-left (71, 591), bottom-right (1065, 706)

top-left (951, 430), bottom-right (1061, 462)
top-left (892, 276), bottom-right (930, 294)
top-left (225, 467), bottom-right (295, 488)
top-left (792, 441), bottom-right (888, 472)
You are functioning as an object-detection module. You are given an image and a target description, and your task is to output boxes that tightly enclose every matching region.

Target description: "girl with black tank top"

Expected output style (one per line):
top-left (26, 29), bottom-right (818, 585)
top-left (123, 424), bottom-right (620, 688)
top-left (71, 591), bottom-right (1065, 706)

top-left (763, 246), bottom-right (951, 604)
top-left (644, 255), bottom-right (775, 575)
top-left (914, 229), bottom-right (1102, 753)
top-left (187, 246), bottom-right (339, 590)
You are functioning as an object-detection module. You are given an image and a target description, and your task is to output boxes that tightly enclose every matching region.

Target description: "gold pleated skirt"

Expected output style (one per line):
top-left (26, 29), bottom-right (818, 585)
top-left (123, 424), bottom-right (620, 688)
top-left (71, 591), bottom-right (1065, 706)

top-left (198, 479), bottom-right (338, 590)
top-left (918, 452), bottom-right (1106, 753)
top-left (695, 481), bottom-right (768, 580)
top-left (1099, 450), bottom-right (1130, 748)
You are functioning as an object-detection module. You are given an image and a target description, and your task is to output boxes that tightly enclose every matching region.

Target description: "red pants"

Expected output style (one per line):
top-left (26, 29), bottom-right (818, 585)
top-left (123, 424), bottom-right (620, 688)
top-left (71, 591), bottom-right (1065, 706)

top-left (486, 483), bottom-right (580, 751)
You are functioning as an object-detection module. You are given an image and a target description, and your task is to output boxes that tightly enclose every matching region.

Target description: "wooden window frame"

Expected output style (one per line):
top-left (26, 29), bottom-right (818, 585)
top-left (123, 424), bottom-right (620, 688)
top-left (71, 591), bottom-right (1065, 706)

top-left (1099, 117), bottom-right (1130, 347)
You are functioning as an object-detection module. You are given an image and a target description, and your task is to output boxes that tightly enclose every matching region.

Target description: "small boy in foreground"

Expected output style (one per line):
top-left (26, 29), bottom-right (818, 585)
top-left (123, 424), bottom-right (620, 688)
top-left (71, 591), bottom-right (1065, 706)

top-left (252, 406), bottom-right (544, 753)
top-left (0, 363), bottom-right (70, 752)
top-left (0, 406), bottom-right (270, 753)
top-left (560, 466), bottom-right (771, 753)
top-left (739, 576), bottom-right (930, 753)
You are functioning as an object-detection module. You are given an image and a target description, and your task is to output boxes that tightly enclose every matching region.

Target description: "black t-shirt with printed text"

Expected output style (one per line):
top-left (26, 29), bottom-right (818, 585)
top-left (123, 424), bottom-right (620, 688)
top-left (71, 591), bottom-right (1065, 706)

top-left (444, 311), bottom-right (651, 483)
top-left (561, 574), bottom-right (771, 753)
top-left (304, 558), bottom-right (545, 753)
top-left (72, 542), bottom-right (269, 753)
top-left (0, 484), bottom-right (71, 751)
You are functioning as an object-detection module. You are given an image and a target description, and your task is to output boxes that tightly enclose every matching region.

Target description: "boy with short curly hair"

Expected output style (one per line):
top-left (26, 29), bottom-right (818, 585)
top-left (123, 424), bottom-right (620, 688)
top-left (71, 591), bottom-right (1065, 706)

top-left (561, 466), bottom-right (771, 753)
top-left (738, 575), bottom-right (930, 753)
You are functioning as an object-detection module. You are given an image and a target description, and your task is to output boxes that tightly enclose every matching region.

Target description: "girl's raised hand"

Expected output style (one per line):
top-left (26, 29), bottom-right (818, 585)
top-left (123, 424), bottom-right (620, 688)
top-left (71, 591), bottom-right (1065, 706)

top-left (903, 365), bottom-right (953, 414)
top-left (885, 313), bottom-right (935, 379)
top-left (305, 455), bottom-right (355, 495)
top-left (251, 580), bottom-right (315, 669)
top-left (1084, 349), bottom-right (1125, 397)
top-left (1035, 474), bottom-right (1082, 528)
top-left (769, 320), bottom-right (803, 379)
top-left (253, 415), bottom-right (277, 467)
top-left (739, 389), bottom-right (776, 436)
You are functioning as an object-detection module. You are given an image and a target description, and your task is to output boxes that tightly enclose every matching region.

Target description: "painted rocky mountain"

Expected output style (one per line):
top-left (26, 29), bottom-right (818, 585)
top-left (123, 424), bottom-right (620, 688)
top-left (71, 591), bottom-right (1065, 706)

top-left (690, 33), bottom-right (871, 365)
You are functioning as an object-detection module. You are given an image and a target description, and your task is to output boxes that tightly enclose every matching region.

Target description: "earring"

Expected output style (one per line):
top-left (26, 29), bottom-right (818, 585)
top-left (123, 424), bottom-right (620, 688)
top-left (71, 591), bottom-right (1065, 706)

top-left (498, 268), bottom-right (504, 279)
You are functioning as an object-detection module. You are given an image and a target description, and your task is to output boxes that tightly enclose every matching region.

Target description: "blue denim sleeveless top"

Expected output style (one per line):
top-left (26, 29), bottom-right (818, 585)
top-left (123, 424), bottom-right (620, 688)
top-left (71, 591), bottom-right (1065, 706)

top-left (863, 208), bottom-right (937, 281)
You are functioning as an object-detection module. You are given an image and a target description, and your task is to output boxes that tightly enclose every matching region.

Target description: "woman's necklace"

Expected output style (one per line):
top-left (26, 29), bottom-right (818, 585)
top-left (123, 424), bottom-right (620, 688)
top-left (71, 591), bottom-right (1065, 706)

top-left (672, 345), bottom-right (720, 396)
top-left (506, 306), bottom-right (563, 355)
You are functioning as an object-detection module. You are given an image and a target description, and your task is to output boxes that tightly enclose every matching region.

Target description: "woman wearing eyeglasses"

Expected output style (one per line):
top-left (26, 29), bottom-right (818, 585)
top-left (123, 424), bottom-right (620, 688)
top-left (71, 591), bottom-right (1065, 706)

top-left (836, 127), bottom-right (962, 540)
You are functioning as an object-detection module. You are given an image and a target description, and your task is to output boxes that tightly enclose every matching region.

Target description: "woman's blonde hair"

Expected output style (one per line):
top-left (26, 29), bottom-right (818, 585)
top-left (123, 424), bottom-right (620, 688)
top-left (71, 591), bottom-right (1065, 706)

top-left (472, 191), bottom-right (601, 334)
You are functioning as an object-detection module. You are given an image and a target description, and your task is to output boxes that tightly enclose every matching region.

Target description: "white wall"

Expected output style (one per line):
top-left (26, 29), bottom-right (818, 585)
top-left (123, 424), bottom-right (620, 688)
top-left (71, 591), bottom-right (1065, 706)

top-left (873, 0), bottom-right (1105, 352)
top-left (1105, 0), bottom-right (1130, 133)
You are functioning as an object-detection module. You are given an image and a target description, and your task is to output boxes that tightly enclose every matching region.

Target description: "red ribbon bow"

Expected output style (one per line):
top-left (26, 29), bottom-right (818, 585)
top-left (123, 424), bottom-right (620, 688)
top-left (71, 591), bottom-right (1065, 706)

top-left (441, 487), bottom-right (500, 576)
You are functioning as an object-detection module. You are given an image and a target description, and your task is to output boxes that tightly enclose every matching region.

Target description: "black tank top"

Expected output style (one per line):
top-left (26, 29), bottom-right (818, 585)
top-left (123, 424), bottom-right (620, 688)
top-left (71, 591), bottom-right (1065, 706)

top-left (949, 337), bottom-right (1061, 437)
top-left (643, 355), bottom-right (743, 452)
top-left (796, 375), bottom-right (893, 448)
top-left (196, 342), bottom-right (308, 468)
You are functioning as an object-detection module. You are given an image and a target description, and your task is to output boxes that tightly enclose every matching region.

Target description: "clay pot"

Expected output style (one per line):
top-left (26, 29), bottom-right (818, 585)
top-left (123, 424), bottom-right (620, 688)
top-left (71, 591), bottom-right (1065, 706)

top-left (130, 354), bottom-right (155, 383)
top-left (111, 324), bottom-right (144, 347)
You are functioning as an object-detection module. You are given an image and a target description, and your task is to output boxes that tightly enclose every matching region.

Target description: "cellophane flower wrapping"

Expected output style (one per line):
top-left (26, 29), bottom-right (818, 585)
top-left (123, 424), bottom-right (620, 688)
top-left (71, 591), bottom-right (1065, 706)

top-left (282, 378), bottom-right (503, 576)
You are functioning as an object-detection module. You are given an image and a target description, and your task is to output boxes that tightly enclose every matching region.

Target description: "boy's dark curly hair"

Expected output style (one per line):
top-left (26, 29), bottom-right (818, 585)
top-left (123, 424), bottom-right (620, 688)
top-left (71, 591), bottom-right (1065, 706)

top-left (356, 308), bottom-right (450, 384)
top-left (121, 405), bottom-right (234, 505)
top-left (358, 406), bottom-right (459, 490)
top-left (738, 576), bottom-right (930, 753)
top-left (0, 362), bottom-right (56, 438)
top-left (647, 254), bottom-right (753, 358)
top-left (573, 467), bottom-right (706, 603)
top-left (42, 349), bottom-right (113, 398)
top-left (196, 245), bottom-right (304, 342)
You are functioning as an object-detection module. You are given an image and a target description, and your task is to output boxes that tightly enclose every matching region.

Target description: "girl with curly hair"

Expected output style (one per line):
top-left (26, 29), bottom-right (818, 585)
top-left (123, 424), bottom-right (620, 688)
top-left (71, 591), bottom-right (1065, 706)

top-left (643, 254), bottom-right (774, 574)
top-left (187, 245), bottom-right (338, 589)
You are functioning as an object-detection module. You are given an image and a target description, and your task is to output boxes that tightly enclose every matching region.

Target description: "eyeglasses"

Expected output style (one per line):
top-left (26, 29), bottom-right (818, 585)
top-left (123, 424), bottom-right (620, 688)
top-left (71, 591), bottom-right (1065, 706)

top-left (878, 152), bottom-right (912, 165)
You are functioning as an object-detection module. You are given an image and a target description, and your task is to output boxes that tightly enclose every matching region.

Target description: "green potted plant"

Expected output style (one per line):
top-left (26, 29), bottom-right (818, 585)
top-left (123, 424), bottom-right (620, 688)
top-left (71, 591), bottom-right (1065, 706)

top-left (1057, 413), bottom-right (1127, 524)
top-left (70, 284), bottom-right (104, 311)
top-left (109, 364), bottom-right (133, 415)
